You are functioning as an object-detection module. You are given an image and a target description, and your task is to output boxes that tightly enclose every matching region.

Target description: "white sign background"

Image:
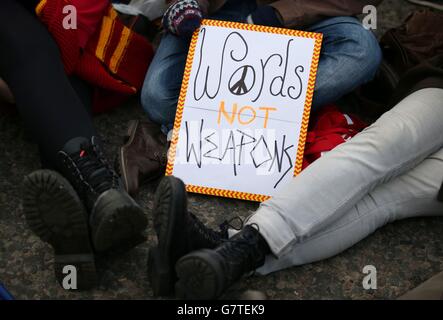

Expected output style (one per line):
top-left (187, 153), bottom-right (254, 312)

top-left (168, 20), bottom-right (322, 200)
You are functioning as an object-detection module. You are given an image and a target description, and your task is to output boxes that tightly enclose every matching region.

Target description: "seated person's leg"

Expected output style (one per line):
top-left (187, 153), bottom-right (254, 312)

top-left (257, 147), bottom-right (443, 275)
top-left (142, 5), bottom-right (381, 128)
top-left (141, 34), bottom-right (190, 132)
top-left (0, 0), bottom-right (96, 167)
top-left (170, 88), bottom-right (443, 298)
top-left (0, 0), bottom-right (147, 288)
top-left (247, 88), bottom-right (443, 255)
top-left (69, 75), bottom-right (94, 116)
top-left (0, 0), bottom-right (97, 289)
top-left (141, 0), bottom-right (257, 132)
top-left (306, 16), bottom-right (382, 110)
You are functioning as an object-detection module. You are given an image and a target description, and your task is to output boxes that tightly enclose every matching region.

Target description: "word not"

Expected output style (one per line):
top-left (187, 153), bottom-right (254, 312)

top-left (217, 101), bottom-right (277, 128)
top-left (193, 29), bottom-right (305, 103)
top-left (62, 5), bottom-right (77, 30)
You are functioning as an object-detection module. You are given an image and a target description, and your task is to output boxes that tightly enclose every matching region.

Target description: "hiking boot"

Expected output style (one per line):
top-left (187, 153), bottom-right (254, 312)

top-left (148, 176), bottom-right (235, 296)
top-left (23, 170), bottom-right (97, 290)
top-left (117, 120), bottom-right (168, 196)
top-left (438, 182), bottom-right (443, 202)
top-left (406, 0), bottom-right (443, 10)
top-left (398, 270), bottom-right (443, 299)
top-left (57, 136), bottom-right (147, 253)
top-left (175, 225), bottom-right (269, 300)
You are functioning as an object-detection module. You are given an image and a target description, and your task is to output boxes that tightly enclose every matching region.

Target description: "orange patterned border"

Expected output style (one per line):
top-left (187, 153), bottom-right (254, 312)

top-left (294, 35), bottom-right (322, 175)
top-left (186, 185), bottom-right (270, 202)
top-left (202, 19), bottom-right (323, 40)
top-left (165, 22), bottom-right (200, 179)
top-left (35, 0), bottom-right (47, 16)
top-left (166, 19), bottom-right (323, 202)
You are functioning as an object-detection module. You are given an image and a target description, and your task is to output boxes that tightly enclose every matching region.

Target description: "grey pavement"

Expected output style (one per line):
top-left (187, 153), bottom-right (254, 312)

top-left (1, 0), bottom-right (442, 300)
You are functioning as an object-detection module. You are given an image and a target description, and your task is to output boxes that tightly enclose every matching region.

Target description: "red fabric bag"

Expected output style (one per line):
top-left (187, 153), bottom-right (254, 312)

top-left (302, 105), bottom-right (368, 170)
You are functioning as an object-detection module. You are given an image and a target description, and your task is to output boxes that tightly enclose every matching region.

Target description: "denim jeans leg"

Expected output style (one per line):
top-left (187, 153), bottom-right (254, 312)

top-left (141, 33), bottom-right (190, 133)
top-left (140, 0), bottom-right (257, 132)
top-left (142, 8), bottom-right (381, 130)
top-left (305, 16), bottom-right (382, 110)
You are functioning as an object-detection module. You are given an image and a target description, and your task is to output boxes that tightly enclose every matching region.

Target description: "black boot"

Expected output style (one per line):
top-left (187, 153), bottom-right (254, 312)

top-left (175, 225), bottom-right (270, 299)
top-left (57, 136), bottom-right (147, 253)
top-left (23, 170), bottom-right (97, 290)
top-left (438, 181), bottom-right (443, 202)
top-left (148, 176), bottom-right (233, 296)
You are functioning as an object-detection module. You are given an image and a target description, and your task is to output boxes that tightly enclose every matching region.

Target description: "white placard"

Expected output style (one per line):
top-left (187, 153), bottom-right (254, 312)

top-left (166, 20), bottom-right (322, 201)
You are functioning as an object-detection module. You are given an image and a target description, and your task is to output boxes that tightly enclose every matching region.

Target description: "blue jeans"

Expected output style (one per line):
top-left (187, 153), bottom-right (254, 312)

top-left (141, 0), bottom-right (382, 131)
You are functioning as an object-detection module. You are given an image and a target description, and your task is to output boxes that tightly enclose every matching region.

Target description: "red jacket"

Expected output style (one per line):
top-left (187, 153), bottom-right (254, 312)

top-left (36, 0), bottom-right (154, 113)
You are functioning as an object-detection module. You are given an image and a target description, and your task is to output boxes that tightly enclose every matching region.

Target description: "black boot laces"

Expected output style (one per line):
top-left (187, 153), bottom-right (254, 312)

top-left (190, 213), bottom-right (244, 245)
top-left (70, 141), bottom-right (119, 195)
top-left (217, 223), bottom-right (265, 281)
top-left (219, 216), bottom-right (244, 239)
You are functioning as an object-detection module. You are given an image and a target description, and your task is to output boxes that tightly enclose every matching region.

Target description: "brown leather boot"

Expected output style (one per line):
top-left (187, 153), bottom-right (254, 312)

top-left (118, 120), bottom-right (168, 195)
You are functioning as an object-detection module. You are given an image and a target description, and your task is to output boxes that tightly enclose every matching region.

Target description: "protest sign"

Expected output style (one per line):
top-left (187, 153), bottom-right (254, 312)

top-left (166, 20), bottom-right (322, 201)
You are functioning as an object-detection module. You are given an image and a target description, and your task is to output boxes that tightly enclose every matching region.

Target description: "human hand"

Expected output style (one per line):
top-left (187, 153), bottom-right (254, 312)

top-left (162, 0), bottom-right (203, 38)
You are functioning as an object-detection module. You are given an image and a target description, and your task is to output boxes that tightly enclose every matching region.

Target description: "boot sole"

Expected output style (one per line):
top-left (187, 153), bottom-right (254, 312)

top-left (23, 170), bottom-right (97, 290)
top-left (175, 249), bottom-right (226, 300)
top-left (148, 246), bottom-right (175, 296)
top-left (91, 189), bottom-right (148, 253)
top-left (148, 176), bottom-right (187, 296)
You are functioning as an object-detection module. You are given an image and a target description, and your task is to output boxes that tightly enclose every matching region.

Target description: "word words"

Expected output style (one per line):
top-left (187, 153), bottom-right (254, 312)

top-left (193, 29), bottom-right (305, 103)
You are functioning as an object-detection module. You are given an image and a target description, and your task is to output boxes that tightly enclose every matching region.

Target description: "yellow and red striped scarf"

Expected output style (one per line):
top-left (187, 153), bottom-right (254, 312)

top-left (37, 0), bottom-right (154, 113)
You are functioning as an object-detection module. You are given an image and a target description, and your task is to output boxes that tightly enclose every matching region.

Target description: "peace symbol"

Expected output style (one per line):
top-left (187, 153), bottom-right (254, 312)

top-left (228, 65), bottom-right (256, 96)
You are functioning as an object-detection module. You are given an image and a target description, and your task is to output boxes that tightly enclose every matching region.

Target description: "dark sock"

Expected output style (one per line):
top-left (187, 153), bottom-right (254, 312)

top-left (256, 230), bottom-right (271, 256)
